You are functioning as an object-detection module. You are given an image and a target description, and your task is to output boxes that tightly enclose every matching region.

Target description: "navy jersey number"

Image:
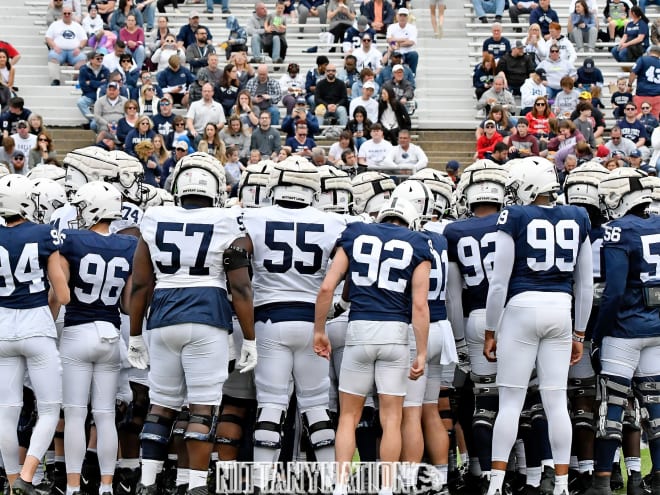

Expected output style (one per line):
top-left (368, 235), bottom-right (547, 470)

top-left (641, 234), bottom-right (660, 283)
top-left (429, 243), bottom-right (447, 301)
top-left (0, 244), bottom-right (45, 296)
top-left (121, 204), bottom-right (140, 224)
top-left (526, 219), bottom-right (580, 272)
top-left (155, 222), bottom-right (213, 275)
top-left (264, 221), bottom-right (324, 274)
top-left (76, 254), bottom-right (130, 305)
top-left (456, 233), bottom-right (497, 286)
top-left (351, 234), bottom-right (413, 293)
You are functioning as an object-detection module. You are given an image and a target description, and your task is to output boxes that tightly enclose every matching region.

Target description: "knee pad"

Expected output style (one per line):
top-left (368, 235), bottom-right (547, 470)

top-left (568, 376), bottom-right (597, 399)
top-left (633, 376), bottom-right (660, 441)
top-left (184, 411), bottom-right (218, 443)
top-left (623, 396), bottom-right (641, 432)
top-left (254, 408), bottom-right (285, 450)
top-left (569, 377), bottom-right (597, 431)
top-left (216, 413), bottom-right (244, 447)
top-left (595, 375), bottom-right (631, 442)
top-left (118, 400), bottom-right (149, 435)
top-left (473, 394), bottom-right (498, 431)
top-left (302, 409), bottom-right (335, 450)
top-left (139, 411), bottom-right (175, 460)
top-left (172, 409), bottom-right (191, 438)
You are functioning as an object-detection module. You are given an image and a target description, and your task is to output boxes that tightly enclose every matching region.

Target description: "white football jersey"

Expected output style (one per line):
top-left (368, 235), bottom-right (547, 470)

top-left (242, 205), bottom-right (347, 306)
top-left (424, 218), bottom-right (453, 235)
top-left (140, 206), bottom-right (245, 290)
top-left (111, 201), bottom-right (144, 233)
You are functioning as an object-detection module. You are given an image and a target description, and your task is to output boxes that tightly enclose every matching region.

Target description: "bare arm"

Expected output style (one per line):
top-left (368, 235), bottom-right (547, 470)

top-left (129, 237), bottom-right (155, 337)
top-left (409, 260), bottom-right (431, 379)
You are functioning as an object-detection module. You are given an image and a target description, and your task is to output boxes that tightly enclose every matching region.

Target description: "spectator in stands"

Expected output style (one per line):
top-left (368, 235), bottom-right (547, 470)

top-left (28, 114), bottom-right (45, 136)
top-left (473, 53), bottom-right (497, 100)
top-left (305, 55), bottom-right (329, 107)
top-left (523, 23), bottom-right (547, 63)
top-left (490, 141), bottom-right (510, 164)
top-left (245, 64), bottom-right (282, 124)
top-left (553, 76), bottom-right (580, 118)
top-left (637, 100), bottom-right (659, 137)
top-left (124, 114), bottom-right (156, 155)
top-left (171, 115), bottom-right (194, 150)
top-left (606, 125), bottom-right (637, 160)
top-left (281, 97), bottom-right (320, 137)
top-left (386, 8), bottom-right (418, 75)
top-left (11, 120), bottom-right (36, 157)
top-left (568, 0), bottom-right (597, 52)
top-left (0, 97), bottom-right (31, 138)
top-left (138, 84), bottom-right (159, 115)
top-left (362, 0), bottom-right (395, 35)
top-left (351, 68), bottom-right (379, 103)
top-left (605, 0), bottom-right (630, 41)
top-left (353, 33), bottom-right (382, 74)
top-left (472, 0), bottom-right (505, 23)
top-left (477, 75), bottom-right (516, 115)
top-left (328, 130), bottom-right (356, 164)
top-left (285, 122), bottom-right (316, 158)
top-left (617, 101), bottom-right (650, 158)
top-left (214, 64), bottom-right (240, 117)
top-left (230, 51), bottom-right (254, 88)
top-left (388, 128), bottom-right (428, 171)
top-left (279, 63), bottom-right (305, 115)
top-left (430, 0), bottom-right (446, 38)
top-left (196, 123), bottom-right (227, 162)
top-left (103, 41), bottom-right (129, 73)
top-left (186, 82), bottom-right (226, 138)
top-left (377, 50), bottom-right (414, 88)
top-left (218, 17), bottom-right (247, 61)
top-left (337, 56), bottom-right (360, 100)
top-left (251, 111), bottom-right (281, 159)
top-left (475, 119), bottom-right (504, 159)
top-left (0, 50), bottom-right (15, 112)
top-left (152, 94), bottom-right (175, 144)
top-left (117, 54), bottom-right (138, 86)
top-left (93, 81), bottom-right (129, 135)
top-left (476, 104), bottom-right (516, 140)
top-left (483, 23), bottom-right (511, 61)
top-left (525, 96), bottom-right (555, 139)
top-left (96, 0), bottom-right (117, 24)
top-left (651, 17), bottom-right (660, 45)
top-left (116, 99), bottom-right (140, 145)
top-left (88, 28), bottom-right (118, 55)
top-left (110, 0), bottom-right (144, 33)
top-left (509, 117), bottom-right (540, 156)
top-left (343, 16), bottom-right (376, 53)
top-left (0, 136), bottom-right (15, 164)
top-left (263, 1), bottom-right (288, 63)
top-left (569, 91), bottom-right (605, 140)
top-left (150, 34), bottom-right (185, 74)
top-left (198, 53), bottom-right (224, 88)
top-left (77, 50), bottom-right (110, 125)
top-left (233, 89), bottom-right (260, 131)
top-left (315, 63), bottom-right (349, 125)
top-left (219, 115), bottom-right (251, 160)
top-left (573, 100), bottom-right (596, 148)
top-left (628, 45), bottom-right (660, 117)
top-left (177, 12), bottom-right (213, 50)
top-left (338, 148), bottom-right (358, 172)
top-left (530, 0), bottom-right (559, 38)
top-left (94, 130), bottom-right (117, 151)
top-left (544, 21), bottom-right (577, 64)
top-left (134, 139), bottom-right (161, 186)
top-left (161, 141), bottom-right (188, 191)
top-left (575, 57), bottom-right (603, 90)
top-left (0, 41), bottom-right (19, 68)
top-left (612, 6), bottom-right (649, 62)
top-left (135, 0), bottom-right (156, 31)
top-left (185, 27), bottom-right (215, 75)
top-left (297, 0), bottom-right (328, 32)
top-left (328, 0), bottom-right (356, 46)
top-left (377, 86), bottom-right (410, 145)
top-left (28, 132), bottom-right (57, 168)
top-left (536, 44), bottom-right (576, 99)
top-left (445, 160), bottom-right (460, 184)
top-left (346, 105), bottom-right (372, 149)
top-left (383, 64), bottom-right (415, 114)
top-left (148, 16), bottom-right (173, 57)
top-left (157, 55), bottom-right (195, 107)
top-left (248, 3), bottom-right (269, 61)
top-left (46, 6), bottom-right (88, 86)
top-left (357, 123), bottom-right (395, 170)
top-left (47, 0), bottom-right (64, 26)
top-left (119, 14), bottom-right (146, 70)
top-left (350, 80), bottom-right (378, 122)
top-left (152, 133), bottom-right (169, 167)
top-left (10, 150), bottom-right (27, 175)
top-left (509, 0), bottom-right (539, 27)
top-left (611, 76), bottom-right (633, 118)
top-left (83, 4), bottom-right (104, 38)
top-left (497, 40), bottom-right (536, 95)
top-left (225, 147), bottom-right (244, 196)
top-left (520, 67), bottom-right (548, 114)
top-left (547, 119), bottom-right (585, 169)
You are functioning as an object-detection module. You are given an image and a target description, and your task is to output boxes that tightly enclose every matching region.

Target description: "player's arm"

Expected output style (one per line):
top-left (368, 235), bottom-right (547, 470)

top-left (129, 237), bottom-right (155, 338)
top-left (224, 235), bottom-right (255, 341)
top-left (446, 261), bottom-right (465, 342)
top-left (120, 275), bottom-right (133, 315)
top-left (591, 244), bottom-right (628, 345)
top-left (314, 246), bottom-right (349, 359)
top-left (48, 252), bottom-right (70, 317)
top-left (410, 259), bottom-right (431, 380)
top-left (573, 237), bottom-right (594, 334)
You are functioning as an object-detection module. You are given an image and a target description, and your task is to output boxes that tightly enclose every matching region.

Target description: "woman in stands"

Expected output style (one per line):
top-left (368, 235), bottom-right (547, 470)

top-left (110, 0), bottom-right (144, 33)
top-left (28, 132), bottom-right (57, 168)
top-left (377, 86), bottom-right (411, 145)
top-left (231, 52), bottom-right (255, 89)
top-left (0, 49), bottom-right (15, 112)
top-left (116, 99), bottom-right (140, 147)
top-left (525, 96), bottom-right (556, 142)
top-left (328, 130), bottom-right (356, 165)
top-left (233, 90), bottom-right (259, 132)
top-left (568, 0), bottom-right (598, 52)
top-left (524, 23), bottom-right (547, 64)
top-left (28, 115), bottom-right (46, 137)
top-left (216, 64), bottom-right (240, 118)
top-left (138, 84), bottom-right (159, 116)
top-left (120, 15), bottom-right (146, 71)
top-left (345, 105), bottom-right (373, 150)
top-left (475, 104), bottom-right (516, 141)
top-left (611, 5), bottom-right (649, 62)
top-left (196, 123), bottom-right (227, 163)
top-left (151, 133), bottom-right (170, 168)
top-left (473, 53), bottom-right (497, 100)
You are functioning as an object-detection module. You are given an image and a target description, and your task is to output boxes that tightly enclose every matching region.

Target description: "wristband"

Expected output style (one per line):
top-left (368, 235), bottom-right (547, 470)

top-left (572, 332), bottom-right (585, 343)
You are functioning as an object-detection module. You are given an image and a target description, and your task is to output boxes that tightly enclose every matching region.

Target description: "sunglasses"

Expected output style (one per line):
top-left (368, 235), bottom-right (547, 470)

top-left (38, 138), bottom-right (49, 142)
top-left (175, 122), bottom-right (185, 127)
top-left (94, 57), bottom-right (103, 61)
top-left (127, 106), bottom-right (137, 110)
top-left (642, 106), bottom-right (651, 110)
top-left (625, 107), bottom-right (636, 111)
top-left (140, 121), bottom-right (150, 125)
top-left (535, 102), bottom-right (546, 106)
top-left (160, 101), bottom-right (171, 106)
top-left (145, 87), bottom-right (154, 91)
top-left (63, 12), bottom-right (72, 15)
top-left (13, 156), bottom-right (24, 160)
top-left (550, 49), bottom-right (559, 53)
top-left (485, 124), bottom-right (495, 128)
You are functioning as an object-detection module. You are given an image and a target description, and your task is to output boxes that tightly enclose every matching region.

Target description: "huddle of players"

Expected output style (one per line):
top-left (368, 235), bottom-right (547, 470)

top-left (1, 149), bottom-right (660, 495)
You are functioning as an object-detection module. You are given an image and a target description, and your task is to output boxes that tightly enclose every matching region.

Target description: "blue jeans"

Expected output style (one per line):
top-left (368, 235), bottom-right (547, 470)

top-left (402, 51), bottom-right (418, 76)
top-left (48, 49), bottom-right (87, 66)
top-left (251, 33), bottom-right (262, 58)
top-left (639, 0), bottom-right (660, 12)
top-left (138, 2), bottom-right (156, 29)
top-left (77, 95), bottom-right (95, 121)
top-left (208, 0), bottom-right (230, 12)
top-left (265, 104), bottom-right (280, 125)
top-left (472, 0), bottom-right (504, 18)
top-left (127, 45), bottom-right (145, 70)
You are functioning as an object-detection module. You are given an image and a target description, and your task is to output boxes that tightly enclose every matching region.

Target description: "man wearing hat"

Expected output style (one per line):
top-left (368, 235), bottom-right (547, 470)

top-left (176, 12), bottom-right (213, 50)
top-left (281, 96), bottom-right (320, 138)
top-left (628, 149), bottom-right (646, 169)
top-left (386, 8), bottom-right (419, 75)
top-left (445, 160), bottom-right (460, 184)
top-left (353, 32), bottom-right (382, 73)
top-left (10, 150), bottom-right (27, 175)
top-left (521, 68), bottom-right (548, 114)
top-left (536, 43), bottom-right (577, 99)
top-left (497, 40), bottom-right (536, 95)
top-left (570, 90), bottom-right (606, 141)
top-left (628, 45), bottom-right (660, 117)
top-left (93, 80), bottom-right (128, 133)
top-left (10, 120), bottom-right (36, 158)
top-left (342, 16), bottom-right (377, 53)
top-left (377, 51), bottom-right (415, 87)
top-left (576, 58), bottom-right (604, 90)
top-left (349, 80), bottom-right (378, 121)
top-left (45, 5), bottom-right (88, 86)
top-left (77, 50), bottom-right (110, 125)
top-left (382, 64), bottom-right (415, 113)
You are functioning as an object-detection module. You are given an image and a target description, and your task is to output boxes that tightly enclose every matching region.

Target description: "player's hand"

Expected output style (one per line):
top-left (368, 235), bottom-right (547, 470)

top-left (314, 332), bottom-right (331, 359)
top-left (409, 354), bottom-right (425, 380)
top-left (483, 330), bottom-right (497, 362)
top-left (570, 341), bottom-right (583, 366)
top-left (327, 297), bottom-right (350, 320)
top-left (127, 335), bottom-right (149, 369)
top-left (237, 339), bottom-right (258, 373)
top-left (590, 342), bottom-right (602, 375)
top-left (455, 338), bottom-right (470, 373)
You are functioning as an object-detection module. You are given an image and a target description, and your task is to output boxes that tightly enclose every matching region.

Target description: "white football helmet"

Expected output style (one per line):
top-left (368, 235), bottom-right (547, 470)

top-left (598, 167), bottom-right (655, 219)
top-left (351, 172), bottom-right (396, 215)
top-left (505, 157), bottom-right (560, 205)
top-left (646, 176), bottom-right (660, 216)
top-left (63, 146), bottom-right (118, 198)
top-left (27, 164), bottom-right (66, 184)
top-left (31, 178), bottom-right (67, 224)
top-left (408, 168), bottom-right (455, 218)
top-left (564, 161), bottom-right (610, 208)
top-left (314, 165), bottom-right (353, 213)
top-left (456, 159), bottom-right (508, 213)
top-left (70, 181), bottom-right (123, 229)
top-left (376, 197), bottom-right (420, 230)
top-left (106, 150), bottom-right (145, 203)
top-left (0, 164), bottom-right (9, 179)
top-left (0, 174), bottom-right (37, 220)
top-left (171, 152), bottom-right (227, 207)
top-left (391, 179), bottom-right (435, 224)
top-left (141, 184), bottom-right (174, 208)
top-left (239, 161), bottom-right (275, 208)
top-left (267, 156), bottom-right (321, 206)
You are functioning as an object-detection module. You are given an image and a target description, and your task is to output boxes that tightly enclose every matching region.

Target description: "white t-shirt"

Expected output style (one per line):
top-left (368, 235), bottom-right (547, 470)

top-left (358, 138), bottom-right (394, 169)
top-left (11, 133), bottom-right (37, 158)
top-left (386, 22), bottom-right (418, 54)
top-left (45, 19), bottom-right (87, 50)
top-left (349, 96), bottom-right (378, 123)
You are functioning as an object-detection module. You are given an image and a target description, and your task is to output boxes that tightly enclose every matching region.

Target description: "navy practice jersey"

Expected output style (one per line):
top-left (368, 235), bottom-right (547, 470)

top-left (0, 222), bottom-right (60, 309)
top-left (338, 222), bottom-right (433, 323)
top-left (60, 230), bottom-right (137, 329)
top-left (444, 212), bottom-right (500, 313)
top-left (496, 205), bottom-right (591, 299)
top-left (593, 214), bottom-right (660, 341)
top-left (423, 230), bottom-right (448, 322)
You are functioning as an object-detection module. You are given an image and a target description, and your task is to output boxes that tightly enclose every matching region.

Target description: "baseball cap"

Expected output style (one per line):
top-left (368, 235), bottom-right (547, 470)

top-left (363, 80), bottom-right (376, 90)
top-left (514, 40), bottom-right (524, 49)
top-left (108, 81), bottom-right (119, 89)
top-left (579, 91), bottom-right (592, 99)
top-left (535, 68), bottom-right (547, 80)
top-left (88, 3), bottom-right (97, 11)
top-left (392, 64), bottom-right (404, 72)
top-left (189, 11), bottom-right (200, 18)
top-left (174, 141), bottom-right (189, 151)
top-left (361, 32), bottom-right (372, 40)
top-left (484, 119), bottom-right (496, 127)
top-left (391, 51), bottom-right (403, 58)
top-left (16, 120), bottom-right (28, 128)
top-left (357, 16), bottom-right (368, 29)
top-left (596, 144), bottom-right (610, 158)
top-left (90, 49), bottom-right (105, 58)
top-left (12, 150), bottom-right (25, 158)
top-left (630, 150), bottom-right (642, 158)
top-left (295, 96), bottom-right (306, 104)
top-left (398, 7), bottom-right (409, 15)
top-left (583, 58), bottom-right (595, 73)
top-left (446, 160), bottom-right (460, 171)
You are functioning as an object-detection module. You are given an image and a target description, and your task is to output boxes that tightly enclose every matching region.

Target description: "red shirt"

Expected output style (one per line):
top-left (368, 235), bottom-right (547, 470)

top-left (476, 132), bottom-right (503, 158)
top-left (525, 112), bottom-right (556, 136)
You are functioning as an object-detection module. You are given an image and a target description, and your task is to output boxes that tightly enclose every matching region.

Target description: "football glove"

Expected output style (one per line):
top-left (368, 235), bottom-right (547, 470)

top-left (327, 297), bottom-right (350, 320)
top-left (237, 339), bottom-right (257, 373)
top-left (590, 342), bottom-right (602, 375)
top-left (127, 335), bottom-right (149, 370)
top-left (455, 338), bottom-right (470, 374)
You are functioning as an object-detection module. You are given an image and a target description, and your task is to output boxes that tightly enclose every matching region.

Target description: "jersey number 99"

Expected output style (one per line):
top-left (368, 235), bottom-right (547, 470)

top-left (526, 219), bottom-right (580, 272)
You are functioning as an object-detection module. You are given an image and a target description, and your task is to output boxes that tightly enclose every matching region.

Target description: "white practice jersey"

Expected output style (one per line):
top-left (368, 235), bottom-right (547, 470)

top-left (242, 205), bottom-right (347, 306)
top-left (111, 201), bottom-right (144, 234)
